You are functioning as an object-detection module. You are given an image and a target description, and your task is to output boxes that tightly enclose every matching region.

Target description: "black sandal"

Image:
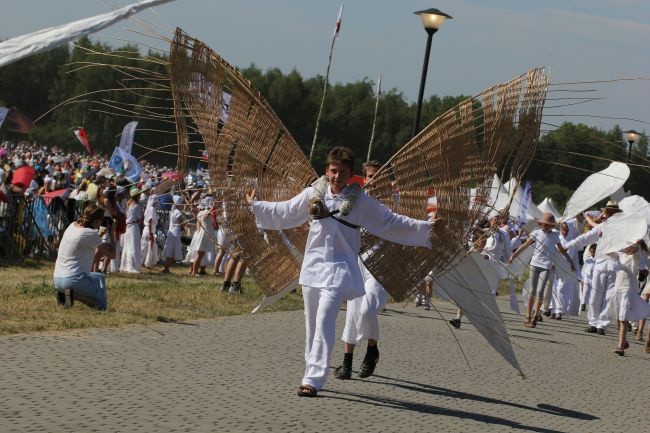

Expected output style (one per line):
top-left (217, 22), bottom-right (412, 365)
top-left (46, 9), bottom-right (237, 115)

top-left (297, 385), bottom-right (318, 397)
top-left (359, 353), bottom-right (379, 378)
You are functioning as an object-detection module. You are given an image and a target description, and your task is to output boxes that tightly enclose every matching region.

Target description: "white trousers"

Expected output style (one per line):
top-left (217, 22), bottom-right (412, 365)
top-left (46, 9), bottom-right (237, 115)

top-left (341, 276), bottom-right (389, 345)
top-left (590, 265), bottom-right (616, 328)
top-left (301, 285), bottom-right (346, 391)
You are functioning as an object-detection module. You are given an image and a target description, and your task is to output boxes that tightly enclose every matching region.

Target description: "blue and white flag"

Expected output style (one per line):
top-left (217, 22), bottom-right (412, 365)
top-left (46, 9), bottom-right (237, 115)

top-left (118, 120), bottom-right (138, 154)
top-left (108, 146), bottom-right (142, 182)
top-left (0, 107), bottom-right (9, 128)
top-left (518, 181), bottom-right (532, 227)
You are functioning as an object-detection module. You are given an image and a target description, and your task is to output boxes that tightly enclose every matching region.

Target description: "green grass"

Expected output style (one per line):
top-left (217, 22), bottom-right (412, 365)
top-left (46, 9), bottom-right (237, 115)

top-left (0, 260), bottom-right (304, 335)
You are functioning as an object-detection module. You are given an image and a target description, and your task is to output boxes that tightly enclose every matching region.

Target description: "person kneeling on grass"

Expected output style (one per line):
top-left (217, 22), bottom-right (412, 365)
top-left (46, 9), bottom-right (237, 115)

top-left (53, 204), bottom-right (117, 310)
top-left (247, 146), bottom-right (441, 398)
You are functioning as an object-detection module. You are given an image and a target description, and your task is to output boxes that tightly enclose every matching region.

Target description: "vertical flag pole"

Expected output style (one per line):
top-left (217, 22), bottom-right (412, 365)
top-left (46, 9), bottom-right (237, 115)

top-left (366, 73), bottom-right (382, 163)
top-left (309, 3), bottom-right (344, 163)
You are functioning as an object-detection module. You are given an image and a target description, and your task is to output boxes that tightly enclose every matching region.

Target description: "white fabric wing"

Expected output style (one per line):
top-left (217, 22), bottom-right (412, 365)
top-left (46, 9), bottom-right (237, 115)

top-left (0, 0), bottom-right (174, 68)
top-left (433, 252), bottom-right (524, 377)
top-left (596, 213), bottom-right (647, 259)
top-left (619, 195), bottom-right (650, 225)
top-left (560, 161), bottom-right (630, 223)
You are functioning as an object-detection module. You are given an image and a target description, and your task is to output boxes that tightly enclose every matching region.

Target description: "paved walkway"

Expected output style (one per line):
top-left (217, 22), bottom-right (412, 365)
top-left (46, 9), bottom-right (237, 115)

top-left (1, 298), bottom-right (648, 432)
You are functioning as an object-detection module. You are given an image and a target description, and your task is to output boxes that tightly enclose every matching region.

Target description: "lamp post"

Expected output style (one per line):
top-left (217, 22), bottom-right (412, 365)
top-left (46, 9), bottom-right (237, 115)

top-left (411, 8), bottom-right (452, 138)
top-left (623, 129), bottom-right (640, 163)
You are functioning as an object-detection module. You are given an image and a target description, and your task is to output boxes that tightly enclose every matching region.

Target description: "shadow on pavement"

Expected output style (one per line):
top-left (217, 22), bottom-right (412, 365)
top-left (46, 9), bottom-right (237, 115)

top-left (323, 390), bottom-right (569, 433)
top-left (361, 375), bottom-right (599, 421)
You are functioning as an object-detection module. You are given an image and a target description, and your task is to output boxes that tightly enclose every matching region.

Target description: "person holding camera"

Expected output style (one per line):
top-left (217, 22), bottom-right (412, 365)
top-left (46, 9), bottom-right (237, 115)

top-left (53, 204), bottom-right (116, 310)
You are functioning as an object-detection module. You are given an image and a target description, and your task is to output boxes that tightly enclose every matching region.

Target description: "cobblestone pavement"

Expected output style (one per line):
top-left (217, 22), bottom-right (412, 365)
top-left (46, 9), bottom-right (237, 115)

top-left (1, 298), bottom-right (648, 432)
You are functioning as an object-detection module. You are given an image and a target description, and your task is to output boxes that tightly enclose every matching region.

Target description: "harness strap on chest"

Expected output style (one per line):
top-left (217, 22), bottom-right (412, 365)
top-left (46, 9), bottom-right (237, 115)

top-left (312, 209), bottom-right (360, 229)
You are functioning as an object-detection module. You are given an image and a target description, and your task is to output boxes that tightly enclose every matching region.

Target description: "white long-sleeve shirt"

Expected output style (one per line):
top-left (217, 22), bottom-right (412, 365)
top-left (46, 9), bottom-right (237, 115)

top-left (251, 184), bottom-right (432, 299)
top-left (483, 228), bottom-right (511, 263)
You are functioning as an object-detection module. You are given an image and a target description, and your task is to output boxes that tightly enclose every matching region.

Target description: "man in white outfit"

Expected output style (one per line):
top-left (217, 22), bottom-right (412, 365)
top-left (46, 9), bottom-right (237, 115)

top-left (333, 161), bottom-right (388, 380)
top-left (247, 147), bottom-right (439, 397)
top-left (560, 201), bottom-right (621, 335)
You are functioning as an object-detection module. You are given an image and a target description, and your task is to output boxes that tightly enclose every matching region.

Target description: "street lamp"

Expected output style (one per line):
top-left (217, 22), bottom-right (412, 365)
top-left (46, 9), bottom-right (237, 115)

top-left (623, 129), bottom-right (640, 163)
top-left (411, 8), bottom-right (452, 138)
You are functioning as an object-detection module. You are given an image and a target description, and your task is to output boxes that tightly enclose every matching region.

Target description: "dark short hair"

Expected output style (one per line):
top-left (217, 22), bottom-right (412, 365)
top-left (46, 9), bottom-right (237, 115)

top-left (326, 146), bottom-right (354, 171)
top-left (362, 160), bottom-right (381, 177)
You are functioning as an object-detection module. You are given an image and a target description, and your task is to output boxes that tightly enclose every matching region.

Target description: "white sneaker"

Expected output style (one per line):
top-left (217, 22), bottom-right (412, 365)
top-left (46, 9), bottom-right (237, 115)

top-left (414, 294), bottom-right (422, 307)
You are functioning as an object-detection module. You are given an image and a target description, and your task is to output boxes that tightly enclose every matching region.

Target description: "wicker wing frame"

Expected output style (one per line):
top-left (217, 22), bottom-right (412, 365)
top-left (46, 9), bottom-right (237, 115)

top-left (169, 28), bottom-right (317, 297)
top-left (361, 69), bottom-right (549, 301)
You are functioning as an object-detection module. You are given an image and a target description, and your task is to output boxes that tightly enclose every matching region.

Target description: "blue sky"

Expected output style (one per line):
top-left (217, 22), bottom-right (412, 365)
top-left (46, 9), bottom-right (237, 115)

top-left (2, 0), bottom-right (649, 132)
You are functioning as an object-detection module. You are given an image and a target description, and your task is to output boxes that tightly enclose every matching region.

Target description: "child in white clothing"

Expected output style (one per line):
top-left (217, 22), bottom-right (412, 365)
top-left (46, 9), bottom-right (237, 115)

top-left (580, 244), bottom-right (596, 312)
top-left (508, 212), bottom-right (574, 328)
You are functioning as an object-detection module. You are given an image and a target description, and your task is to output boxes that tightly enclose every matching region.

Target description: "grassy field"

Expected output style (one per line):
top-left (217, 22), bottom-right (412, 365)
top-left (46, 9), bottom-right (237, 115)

top-left (0, 260), bottom-right (304, 335)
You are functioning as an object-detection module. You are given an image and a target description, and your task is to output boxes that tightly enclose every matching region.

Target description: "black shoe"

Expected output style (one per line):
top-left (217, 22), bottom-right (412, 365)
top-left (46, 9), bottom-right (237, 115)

top-left (543, 311), bottom-right (551, 317)
top-left (551, 313), bottom-right (556, 320)
top-left (585, 326), bottom-right (597, 333)
top-left (334, 364), bottom-right (352, 380)
top-left (359, 353), bottom-right (379, 378)
top-left (222, 281), bottom-right (231, 292)
top-left (597, 328), bottom-right (605, 335)
top-left (449, 318), bottom-right (461, 329)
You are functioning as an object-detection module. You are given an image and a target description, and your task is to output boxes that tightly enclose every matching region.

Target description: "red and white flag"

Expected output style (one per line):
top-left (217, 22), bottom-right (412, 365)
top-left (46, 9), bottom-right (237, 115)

top-left (333, 3), bottom-right (344, 37)
top-left (74, 127), bottom-right (94, 155)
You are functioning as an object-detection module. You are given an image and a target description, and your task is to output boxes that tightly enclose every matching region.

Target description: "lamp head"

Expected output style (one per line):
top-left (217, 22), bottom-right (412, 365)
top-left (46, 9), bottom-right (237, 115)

top-left (623, 129), bottom-right (641, 144)
top-left (414, 8), bottom-right (453, 33)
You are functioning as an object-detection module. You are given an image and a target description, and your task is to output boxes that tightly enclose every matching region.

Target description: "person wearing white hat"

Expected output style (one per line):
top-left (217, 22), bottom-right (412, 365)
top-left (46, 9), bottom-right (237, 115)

top-left (162, 195), bottom-right (186, 273)
top-left (141, 194), bottom-right (160, 268)
top-left (120, 187), bottom-right (144, 273)
top-left (186, 196), bottom-right (216, 276)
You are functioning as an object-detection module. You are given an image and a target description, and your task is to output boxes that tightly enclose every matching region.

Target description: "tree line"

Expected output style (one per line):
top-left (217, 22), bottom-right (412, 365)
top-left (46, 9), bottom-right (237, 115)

top-left (0, 37), bottom-right (647, 207)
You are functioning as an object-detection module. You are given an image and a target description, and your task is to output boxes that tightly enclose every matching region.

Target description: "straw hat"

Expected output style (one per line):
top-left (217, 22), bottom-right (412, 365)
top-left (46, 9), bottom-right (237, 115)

top-left (537, 212), bottom-right (557, 226)
top-left (600, 200), bottom-right (621, 214)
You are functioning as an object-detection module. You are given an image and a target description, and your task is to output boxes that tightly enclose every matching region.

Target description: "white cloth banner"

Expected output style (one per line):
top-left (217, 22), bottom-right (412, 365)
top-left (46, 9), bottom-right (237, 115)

top-left (596, 213), bottom-right (647, 259)
top-left (0, 107), bottom-right (9, 127)
top-left (517, 181), bottom-right (532, 227)
top-left (0, 0), bottom-right (174, 69)
top-left (118, 121), bottom-right (138, 154)
top-left (433, 252), bottom-right (524, 377)
top-left (560, 161), bottom-right (630, 223)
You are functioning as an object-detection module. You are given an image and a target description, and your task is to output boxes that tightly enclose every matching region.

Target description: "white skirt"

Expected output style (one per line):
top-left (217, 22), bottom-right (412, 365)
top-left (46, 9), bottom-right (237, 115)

top-left (141, 226), bottom-right (159, 268)
top-left (120, 223), bottom-right (142, 273)
top-left (602, 289), bottom-right (650, 322)
top-left (184, 229), bottom-right (215, 266)
top-left (162, 231), bottom-right (183, 261)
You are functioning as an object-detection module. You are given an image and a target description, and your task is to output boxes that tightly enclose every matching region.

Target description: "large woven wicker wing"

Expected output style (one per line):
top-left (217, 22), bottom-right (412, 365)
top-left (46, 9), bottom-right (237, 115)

top-left (169, 28), bottom-right (317, 299)
top-left (360, 68), bottom-right (549, 301)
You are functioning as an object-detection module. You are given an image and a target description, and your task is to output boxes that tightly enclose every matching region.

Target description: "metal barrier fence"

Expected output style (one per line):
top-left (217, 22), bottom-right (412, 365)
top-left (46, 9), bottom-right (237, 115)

top-left (0, 195), bottom-right (175, 264)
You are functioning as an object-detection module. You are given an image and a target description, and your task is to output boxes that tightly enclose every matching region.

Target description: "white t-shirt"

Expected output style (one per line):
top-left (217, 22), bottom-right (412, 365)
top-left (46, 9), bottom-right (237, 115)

top-left (529, 228), bottom-right (560, 270)
top-left (54, 224), bottom-right (102, 278)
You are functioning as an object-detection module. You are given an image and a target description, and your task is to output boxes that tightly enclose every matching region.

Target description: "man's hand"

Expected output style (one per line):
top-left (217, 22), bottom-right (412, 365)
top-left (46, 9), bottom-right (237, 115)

top-left (430, 217), bottom-right (443, 230)
top-left (246, 188), bottom-right (257, 205)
